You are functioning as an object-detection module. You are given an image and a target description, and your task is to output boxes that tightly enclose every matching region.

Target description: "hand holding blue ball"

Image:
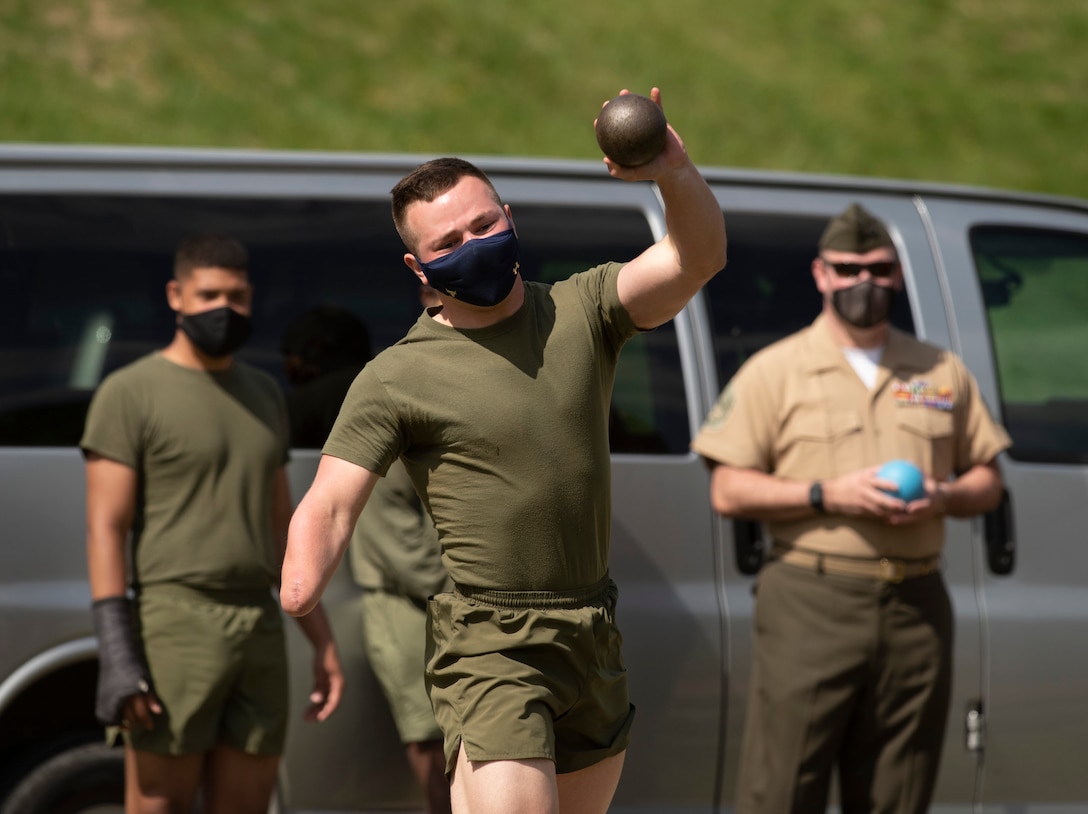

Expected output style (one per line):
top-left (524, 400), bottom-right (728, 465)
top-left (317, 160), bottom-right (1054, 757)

top-left (876, 459), bottom-right (926, 502)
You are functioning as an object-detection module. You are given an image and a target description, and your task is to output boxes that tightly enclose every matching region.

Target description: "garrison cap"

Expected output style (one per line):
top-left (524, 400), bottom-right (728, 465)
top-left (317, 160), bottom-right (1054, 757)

top-left (819, 203), bottom-right (894, 253)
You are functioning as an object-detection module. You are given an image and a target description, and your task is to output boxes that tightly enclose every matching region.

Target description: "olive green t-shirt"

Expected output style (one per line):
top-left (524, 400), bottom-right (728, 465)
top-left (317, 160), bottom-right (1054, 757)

top-left (324, 263), bottom-right (638, 592)
top-left (80, 353), bottom-right (290, 591)
top-left (348, 458), bottom-right (450, 601)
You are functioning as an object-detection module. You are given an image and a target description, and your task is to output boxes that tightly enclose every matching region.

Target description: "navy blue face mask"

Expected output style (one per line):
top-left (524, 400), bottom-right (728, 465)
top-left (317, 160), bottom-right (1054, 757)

top-left (416, 227), bottom-right (521, 307)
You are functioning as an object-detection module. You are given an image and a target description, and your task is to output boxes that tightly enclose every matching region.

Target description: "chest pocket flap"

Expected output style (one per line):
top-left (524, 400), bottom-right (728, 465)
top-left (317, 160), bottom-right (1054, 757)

top-left (895, 406), bottom-right (954, 440)
top-left (777, 409), bottom-right (864, 478)
top-left (784, 409), bottom-right (863, 443)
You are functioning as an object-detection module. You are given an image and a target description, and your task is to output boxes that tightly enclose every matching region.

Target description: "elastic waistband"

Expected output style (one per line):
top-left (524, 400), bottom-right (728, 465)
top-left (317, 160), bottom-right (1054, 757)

top-left (771, 545), bottom-right (941, 584)
top-left (135, 582), bottom-right (275, 606)
top-left (454, 574), bottom-right (611, 609)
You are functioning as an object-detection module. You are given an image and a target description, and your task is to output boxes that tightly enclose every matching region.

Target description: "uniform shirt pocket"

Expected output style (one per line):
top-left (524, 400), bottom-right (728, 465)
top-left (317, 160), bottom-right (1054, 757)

top-left (777, 409), bottom-right (864, 479)
top-left (895, 407), bottom-right (955, 480)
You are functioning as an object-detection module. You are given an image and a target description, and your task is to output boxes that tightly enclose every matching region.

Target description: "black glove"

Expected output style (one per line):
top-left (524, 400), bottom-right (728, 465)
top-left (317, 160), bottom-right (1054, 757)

top-left (91, 596), bottom-right (151, 726)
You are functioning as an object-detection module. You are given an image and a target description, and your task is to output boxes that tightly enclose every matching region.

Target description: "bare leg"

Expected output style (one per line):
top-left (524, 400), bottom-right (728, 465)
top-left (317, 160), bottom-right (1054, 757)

top-left (406, 739), bottom-right (452, 814)
top-left (125, 747), bottom-right (202, 814)
top-left (557, 750), bottom-right (626, 814)
top-left (449, 741), bottom-right (558, 814)
top-left (200, 745), bottom-right (280, 814)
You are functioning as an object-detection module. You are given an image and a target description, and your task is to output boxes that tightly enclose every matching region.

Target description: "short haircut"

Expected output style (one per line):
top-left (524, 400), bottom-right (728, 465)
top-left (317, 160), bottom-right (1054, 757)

top-left (390, 158), bottom-right (502, 253)
top-left (174, 233), bottom-right (249, 279)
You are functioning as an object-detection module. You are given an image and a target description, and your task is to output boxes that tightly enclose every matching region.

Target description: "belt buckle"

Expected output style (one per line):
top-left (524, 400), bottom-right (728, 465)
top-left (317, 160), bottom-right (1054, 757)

top-left (879, 558), bottom-right (906, 583)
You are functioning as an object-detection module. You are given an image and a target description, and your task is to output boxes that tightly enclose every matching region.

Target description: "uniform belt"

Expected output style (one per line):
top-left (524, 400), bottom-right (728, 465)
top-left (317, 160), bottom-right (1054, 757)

top-left (774, 548), bottom-right (941, 584)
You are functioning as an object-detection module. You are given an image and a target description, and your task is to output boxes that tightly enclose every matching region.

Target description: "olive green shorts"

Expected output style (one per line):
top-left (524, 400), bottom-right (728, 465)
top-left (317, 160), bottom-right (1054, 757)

top-left (130, 583), bottom-right (288, 756)
top-left (360, 588), bottom-right (442, 744)
top-left (426, 576), bottom-right (635, 777)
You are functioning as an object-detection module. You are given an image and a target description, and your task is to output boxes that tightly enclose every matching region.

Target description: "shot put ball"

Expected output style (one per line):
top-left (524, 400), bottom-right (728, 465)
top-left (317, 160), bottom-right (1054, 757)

top-left (595, 94), bottom-right (668, 168)
top-left (877, 459), bottom-right (926, 502)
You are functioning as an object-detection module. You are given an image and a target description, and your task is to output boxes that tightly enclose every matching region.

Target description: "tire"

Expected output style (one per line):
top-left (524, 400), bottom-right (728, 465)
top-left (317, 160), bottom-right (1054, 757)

top-left (0, 741), bottom-right (124, 814)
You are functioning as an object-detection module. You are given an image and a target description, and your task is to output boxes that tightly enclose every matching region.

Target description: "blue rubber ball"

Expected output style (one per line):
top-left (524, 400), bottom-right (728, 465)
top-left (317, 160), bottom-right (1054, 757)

top-left (877, 459), bottom-right (926, 502)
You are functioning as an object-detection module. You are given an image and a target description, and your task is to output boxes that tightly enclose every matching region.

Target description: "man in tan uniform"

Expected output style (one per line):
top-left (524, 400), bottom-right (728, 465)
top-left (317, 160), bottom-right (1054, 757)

top-left (692, 203), bottom-right (1010, 814)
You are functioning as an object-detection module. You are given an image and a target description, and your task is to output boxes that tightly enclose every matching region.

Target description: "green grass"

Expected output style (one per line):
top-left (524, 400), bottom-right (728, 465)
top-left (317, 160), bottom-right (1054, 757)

top-left (1, 0), bottom-right (1086, 198)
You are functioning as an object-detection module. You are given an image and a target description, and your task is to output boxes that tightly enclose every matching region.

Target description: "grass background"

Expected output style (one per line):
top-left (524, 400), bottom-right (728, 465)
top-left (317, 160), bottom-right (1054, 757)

top-left (1, 0), bottom-right (1085, 198)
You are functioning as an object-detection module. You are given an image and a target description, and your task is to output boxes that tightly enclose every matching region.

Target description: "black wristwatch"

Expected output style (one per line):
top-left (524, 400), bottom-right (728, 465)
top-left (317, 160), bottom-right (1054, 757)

top-left (809, 481), bottom-right (827, 514)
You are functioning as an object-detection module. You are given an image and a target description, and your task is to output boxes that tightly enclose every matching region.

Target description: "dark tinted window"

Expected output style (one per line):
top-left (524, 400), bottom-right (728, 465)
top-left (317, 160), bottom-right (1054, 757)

top-left (703, 211), bottom-right (915, 389)
top-left (970, 225), bottom-right (1088, 463)
top-left (0, 194), bottom-right (684, 454)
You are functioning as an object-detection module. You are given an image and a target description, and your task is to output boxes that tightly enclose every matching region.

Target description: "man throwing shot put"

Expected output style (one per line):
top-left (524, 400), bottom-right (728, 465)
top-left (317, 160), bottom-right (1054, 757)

top-left (281, 87), bottom-right (727, 814)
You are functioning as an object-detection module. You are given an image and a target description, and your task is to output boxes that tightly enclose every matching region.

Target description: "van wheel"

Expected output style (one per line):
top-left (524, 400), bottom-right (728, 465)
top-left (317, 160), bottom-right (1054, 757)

top-left (0, 741), bottom-right (124, 814)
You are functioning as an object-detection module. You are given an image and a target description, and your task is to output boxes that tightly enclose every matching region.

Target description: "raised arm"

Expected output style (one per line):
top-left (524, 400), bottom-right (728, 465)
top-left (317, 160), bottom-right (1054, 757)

top-left (603, 87), bottom-right (728, 330)
top-left (280, 454), bottom-right (380, 616)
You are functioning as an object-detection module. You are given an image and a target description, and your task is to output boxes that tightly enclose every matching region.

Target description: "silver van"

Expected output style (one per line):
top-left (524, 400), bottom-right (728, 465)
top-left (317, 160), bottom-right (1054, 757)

top-left (0, 145), bottom-right (1085, 814)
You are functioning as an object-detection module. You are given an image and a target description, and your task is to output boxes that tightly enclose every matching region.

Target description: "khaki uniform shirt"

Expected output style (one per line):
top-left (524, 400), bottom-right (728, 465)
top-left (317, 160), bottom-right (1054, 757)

top-left (691, 314), bottom-right (1011, 559)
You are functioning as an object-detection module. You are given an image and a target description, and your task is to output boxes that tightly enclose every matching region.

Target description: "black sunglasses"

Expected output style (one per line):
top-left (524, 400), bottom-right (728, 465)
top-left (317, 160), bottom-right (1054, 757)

top-left (822, 259), bottom-right (899, 279)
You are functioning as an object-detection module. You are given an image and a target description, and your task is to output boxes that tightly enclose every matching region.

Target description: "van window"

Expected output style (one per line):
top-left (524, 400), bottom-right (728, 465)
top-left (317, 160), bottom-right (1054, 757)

top-left (970, 225), bottom-right (1088, 464)
top-left (0, 195), bottom-right (684, 455)
top-left (703, 211), bottom-right (916, 388)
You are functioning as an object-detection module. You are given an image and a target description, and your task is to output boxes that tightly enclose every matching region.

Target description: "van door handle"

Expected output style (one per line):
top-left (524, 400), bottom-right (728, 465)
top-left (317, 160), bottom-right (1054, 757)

top-left (733, 518), bottom-right (764, 575)
top-left (983, 488), bottom-right (1015, 576)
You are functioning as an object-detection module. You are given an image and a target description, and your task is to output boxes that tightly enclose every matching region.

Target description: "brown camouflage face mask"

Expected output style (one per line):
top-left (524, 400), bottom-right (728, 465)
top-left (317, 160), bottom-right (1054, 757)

top-left (831, 280), bottom-right (896, 329)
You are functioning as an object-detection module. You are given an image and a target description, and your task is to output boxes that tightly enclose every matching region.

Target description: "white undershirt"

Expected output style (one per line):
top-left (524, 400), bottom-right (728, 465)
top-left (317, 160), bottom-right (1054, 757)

top-left (841, 345), bottom-right (885, 389)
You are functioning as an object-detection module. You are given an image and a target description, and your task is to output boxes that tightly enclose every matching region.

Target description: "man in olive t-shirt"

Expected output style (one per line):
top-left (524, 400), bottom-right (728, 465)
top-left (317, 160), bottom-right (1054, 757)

top-left (81, 233), bottom-right (344, 814)
top-left (282, 93), bottom-right (728, 814)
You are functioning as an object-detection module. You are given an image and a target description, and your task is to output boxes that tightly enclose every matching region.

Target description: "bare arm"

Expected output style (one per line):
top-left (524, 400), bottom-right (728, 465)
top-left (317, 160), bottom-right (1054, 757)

top-left (605, 88), bottom-right (728, 329)
top-left (271, 465), bottom-right (345, 721)
top-left (711, 460), bottom-right (1005, 525)
top-left (891, 460), bottom-right (1005, 525)
top-left (709, 465), bottom-right (818, 522)
top-left (709, 463), bottom-right (918, 522)
top-left (86, 452), bottom-right (161, 728)
top-left (281, 455), bottom-right (380, 616)
top-left (939, 460), bottom-right (1004, 516)
top-left (86, 453), bottom-right (137, 600)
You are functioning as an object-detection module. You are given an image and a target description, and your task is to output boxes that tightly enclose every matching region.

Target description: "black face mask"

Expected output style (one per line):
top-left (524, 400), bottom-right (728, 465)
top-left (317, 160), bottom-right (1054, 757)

top-left (179, 306), bottom-right (252, 358)
top-left (831, 280), bottom-right (896, 329)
